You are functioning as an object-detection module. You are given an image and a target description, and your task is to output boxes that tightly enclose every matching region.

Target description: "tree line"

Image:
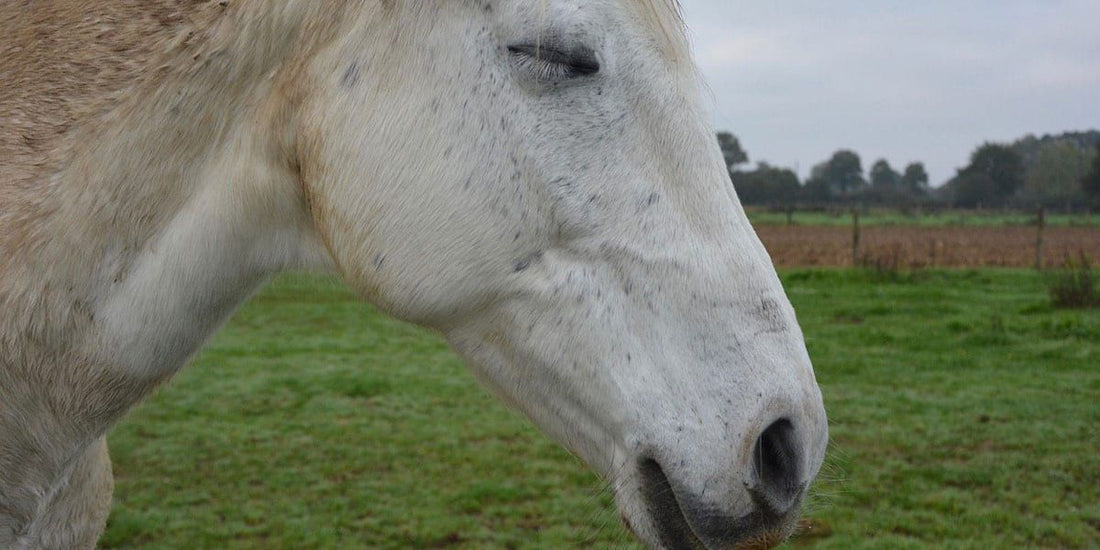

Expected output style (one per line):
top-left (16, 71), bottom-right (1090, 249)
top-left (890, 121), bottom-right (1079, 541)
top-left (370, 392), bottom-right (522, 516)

top-left (720, 130), bottom-right (1100, 211)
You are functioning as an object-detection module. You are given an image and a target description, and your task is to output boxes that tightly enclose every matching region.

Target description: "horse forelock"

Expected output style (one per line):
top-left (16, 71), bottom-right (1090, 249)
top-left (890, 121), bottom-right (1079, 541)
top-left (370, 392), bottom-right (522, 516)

top-left (632, 0), bottom-right (689, 62)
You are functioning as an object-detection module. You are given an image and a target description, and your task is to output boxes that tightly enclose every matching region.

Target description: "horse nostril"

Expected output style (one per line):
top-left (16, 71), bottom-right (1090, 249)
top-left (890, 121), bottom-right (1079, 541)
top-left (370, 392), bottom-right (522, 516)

top-left (751, 418), bottom-right (803, 516)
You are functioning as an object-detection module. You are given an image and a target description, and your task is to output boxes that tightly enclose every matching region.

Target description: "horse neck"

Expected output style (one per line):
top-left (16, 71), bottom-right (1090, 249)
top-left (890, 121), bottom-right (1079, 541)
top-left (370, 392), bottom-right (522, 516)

top-left (1, 1), bottom-right (337, 383)
top-left (0, 4), bottom-right (354, 518)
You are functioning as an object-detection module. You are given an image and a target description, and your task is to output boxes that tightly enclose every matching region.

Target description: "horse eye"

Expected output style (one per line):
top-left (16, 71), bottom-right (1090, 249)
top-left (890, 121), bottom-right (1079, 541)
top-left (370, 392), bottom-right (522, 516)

top-left (508, 44), bottom-right (600, 79)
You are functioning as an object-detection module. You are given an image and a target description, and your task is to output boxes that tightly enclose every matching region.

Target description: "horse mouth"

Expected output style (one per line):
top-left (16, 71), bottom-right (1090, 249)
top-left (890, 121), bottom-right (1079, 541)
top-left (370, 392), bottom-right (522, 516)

top-left (636, 458), bottom-right (791, 550)
top-left (638, 457), bottom-right (708, 549)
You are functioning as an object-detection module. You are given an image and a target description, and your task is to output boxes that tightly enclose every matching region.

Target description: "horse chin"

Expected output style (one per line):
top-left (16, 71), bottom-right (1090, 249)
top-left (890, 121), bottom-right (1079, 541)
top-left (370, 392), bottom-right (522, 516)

top-left (619, 505), bottom-right (795, 550)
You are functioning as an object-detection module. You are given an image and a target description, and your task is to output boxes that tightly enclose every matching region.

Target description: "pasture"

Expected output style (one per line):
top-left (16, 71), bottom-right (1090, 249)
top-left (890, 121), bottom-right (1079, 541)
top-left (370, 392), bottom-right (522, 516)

top-left (755, 225), bottom-right (1100, 269)
top-left (745, 208), bottom-right (1100, 269)
top-left (101, 270), bottom-right (1099, 548)
top-left (745, 208), bottom-right (1100, 228)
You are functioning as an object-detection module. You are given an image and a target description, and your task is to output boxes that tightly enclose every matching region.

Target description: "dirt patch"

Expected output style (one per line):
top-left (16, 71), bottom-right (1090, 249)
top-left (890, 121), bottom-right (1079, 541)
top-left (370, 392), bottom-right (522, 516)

top-left (754, 225), bottom-right (1100, 268)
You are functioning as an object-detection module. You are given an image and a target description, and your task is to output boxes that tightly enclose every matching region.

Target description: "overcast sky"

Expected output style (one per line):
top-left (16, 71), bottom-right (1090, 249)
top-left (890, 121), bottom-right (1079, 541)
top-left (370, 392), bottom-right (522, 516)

top-left (680, 1), bottom-right (1100, 186)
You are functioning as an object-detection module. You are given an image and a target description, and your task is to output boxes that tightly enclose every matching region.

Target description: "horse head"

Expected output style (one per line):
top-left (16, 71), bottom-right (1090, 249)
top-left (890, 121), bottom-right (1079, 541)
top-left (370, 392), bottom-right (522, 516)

top-left (296, 1), bottom-right (827, 547)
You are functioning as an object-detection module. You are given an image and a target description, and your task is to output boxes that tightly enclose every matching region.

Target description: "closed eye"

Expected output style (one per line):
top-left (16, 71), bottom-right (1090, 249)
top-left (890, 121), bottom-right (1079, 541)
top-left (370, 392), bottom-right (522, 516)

top-left (508, 44), bottom-right (600, 80)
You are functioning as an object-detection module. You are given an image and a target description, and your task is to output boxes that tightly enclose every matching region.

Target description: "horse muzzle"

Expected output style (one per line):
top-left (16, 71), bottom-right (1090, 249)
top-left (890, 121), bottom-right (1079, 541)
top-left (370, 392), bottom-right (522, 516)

top-left (625, 417), bottom-right (814, 550)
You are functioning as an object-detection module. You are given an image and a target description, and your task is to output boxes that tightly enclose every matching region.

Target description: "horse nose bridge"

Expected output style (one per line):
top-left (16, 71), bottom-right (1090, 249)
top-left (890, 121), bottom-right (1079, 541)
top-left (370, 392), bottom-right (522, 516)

top-left (659, 249), bottom-right (797, 331)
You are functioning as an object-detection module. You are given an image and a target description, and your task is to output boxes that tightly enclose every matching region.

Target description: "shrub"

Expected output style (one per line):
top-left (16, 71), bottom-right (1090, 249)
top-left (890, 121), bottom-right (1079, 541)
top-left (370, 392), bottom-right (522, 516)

top-left (860, 247), bottom-right (901, 275)
top-left (1048, 252), bottom-right (1099, 308)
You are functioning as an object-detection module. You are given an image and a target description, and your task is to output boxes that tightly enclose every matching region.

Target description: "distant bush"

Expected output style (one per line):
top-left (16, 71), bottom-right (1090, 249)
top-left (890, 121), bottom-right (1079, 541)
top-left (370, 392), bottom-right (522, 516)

top-left (1048, 252), bottom-right (1099, 308)
top-left (859, 245), bottom-right (905, 282)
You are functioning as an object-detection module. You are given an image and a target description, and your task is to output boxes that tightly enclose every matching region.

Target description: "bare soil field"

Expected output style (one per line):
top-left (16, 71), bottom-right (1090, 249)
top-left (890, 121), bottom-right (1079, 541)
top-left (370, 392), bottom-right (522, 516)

top-left (755, 225), bottom-right (1100, 268)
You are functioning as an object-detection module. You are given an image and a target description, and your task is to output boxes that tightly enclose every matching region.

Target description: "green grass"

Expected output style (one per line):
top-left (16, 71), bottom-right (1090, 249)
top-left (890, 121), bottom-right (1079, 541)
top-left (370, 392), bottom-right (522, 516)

top-left (746, 208), bottom-right (1100, 228)
top-left (103, 271), bottom-right (1100, 548)
top-left (785, 269), bottom-right (1099, 548)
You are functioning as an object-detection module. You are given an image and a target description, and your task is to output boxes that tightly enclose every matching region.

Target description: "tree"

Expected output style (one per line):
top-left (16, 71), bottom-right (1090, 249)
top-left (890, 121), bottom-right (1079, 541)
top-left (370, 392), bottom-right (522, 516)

top-left (1023, 140), bottom-right (1089, 207)
top-left (800, 176), bottom-right (833, 204)
top-left (951, 172), bottom-right (997, 208)
top-left (901, 163), bottom-right (929, 195)
top-left (810, 150), bottom-right (865, 202)
top-left (869, 159), bottom-right (901, 190)
top-left (1083, 143), bottom-right (1100, 209)
top-left (1010, 130), bottom-right (1100, 173)
top-left (716, 132), bottom-right (749, 173)
top-left (867, 159), bottom-right (926, 206)
top-left (730, 162), bottom-right (800, 206)
top-left (958, 143), bottom-right (1024, 205)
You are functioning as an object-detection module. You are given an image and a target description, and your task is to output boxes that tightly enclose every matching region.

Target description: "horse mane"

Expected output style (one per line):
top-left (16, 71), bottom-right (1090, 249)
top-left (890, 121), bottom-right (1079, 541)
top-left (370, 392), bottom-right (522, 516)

top-left (0, 1), bottom-right (231, 188)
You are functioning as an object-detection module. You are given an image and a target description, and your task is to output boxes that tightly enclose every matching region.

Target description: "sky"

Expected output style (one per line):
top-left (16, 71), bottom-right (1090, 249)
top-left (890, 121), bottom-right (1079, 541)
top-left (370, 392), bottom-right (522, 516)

top-left (679, 1), bottom-right (1100, 186)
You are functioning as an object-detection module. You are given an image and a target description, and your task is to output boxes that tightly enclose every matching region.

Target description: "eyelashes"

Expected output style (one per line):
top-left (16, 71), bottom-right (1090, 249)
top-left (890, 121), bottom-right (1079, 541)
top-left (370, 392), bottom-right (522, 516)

top-left (508, 44), bottom-right (600, 81)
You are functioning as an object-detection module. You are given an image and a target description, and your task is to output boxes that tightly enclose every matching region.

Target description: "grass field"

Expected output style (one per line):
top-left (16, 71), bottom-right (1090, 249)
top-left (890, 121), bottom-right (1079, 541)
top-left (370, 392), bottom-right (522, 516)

top-left (102, 271), bottom-right (1100, 549)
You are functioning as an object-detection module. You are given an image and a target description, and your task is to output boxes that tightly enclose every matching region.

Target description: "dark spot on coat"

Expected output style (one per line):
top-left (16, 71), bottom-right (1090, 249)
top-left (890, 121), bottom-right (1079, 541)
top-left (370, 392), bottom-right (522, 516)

top-left (341, 63), bottom-right (360, 88)
top-left (513, 250), bottom-right (543, 273)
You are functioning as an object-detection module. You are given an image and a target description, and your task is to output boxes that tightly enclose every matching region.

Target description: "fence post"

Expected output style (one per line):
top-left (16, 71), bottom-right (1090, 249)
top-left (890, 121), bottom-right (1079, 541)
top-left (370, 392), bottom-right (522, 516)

top-left (852, 209), bottom-right (861, 267)
top-left (1035, 205), bottom-right (1045, 271)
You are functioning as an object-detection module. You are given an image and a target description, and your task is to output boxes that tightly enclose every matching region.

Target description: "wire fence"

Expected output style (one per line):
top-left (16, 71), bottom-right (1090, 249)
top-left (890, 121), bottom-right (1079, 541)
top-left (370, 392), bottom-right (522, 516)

top-left (751, 207), bottom-right (1100, 270)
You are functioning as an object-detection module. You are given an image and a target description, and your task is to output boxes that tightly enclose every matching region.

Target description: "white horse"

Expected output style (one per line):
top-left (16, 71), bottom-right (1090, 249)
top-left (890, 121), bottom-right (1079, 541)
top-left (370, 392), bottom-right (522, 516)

top-left (0, 1), bottom-right (827, 548)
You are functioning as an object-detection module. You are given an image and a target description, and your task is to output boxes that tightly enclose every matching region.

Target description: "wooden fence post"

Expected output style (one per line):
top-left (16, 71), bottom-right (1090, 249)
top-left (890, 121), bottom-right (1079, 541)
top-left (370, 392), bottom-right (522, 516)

top-left (852, 209), bottom-right (861, 267)
top-left (1035, 205), bottom-right (1045, 271)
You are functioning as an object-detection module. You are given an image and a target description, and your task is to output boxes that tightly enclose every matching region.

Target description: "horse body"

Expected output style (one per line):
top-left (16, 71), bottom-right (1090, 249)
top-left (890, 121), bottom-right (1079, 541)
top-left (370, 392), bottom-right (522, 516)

top-left (0, 1), bottom-right (827, 548)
